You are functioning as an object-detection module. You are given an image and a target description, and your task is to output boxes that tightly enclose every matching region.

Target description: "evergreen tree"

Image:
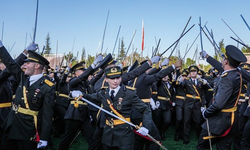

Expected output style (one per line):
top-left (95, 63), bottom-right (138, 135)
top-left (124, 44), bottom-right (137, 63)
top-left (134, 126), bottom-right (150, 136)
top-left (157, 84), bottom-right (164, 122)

top-left (44, 33), bottom-right (52, 55)
top-left (241, 45), bottom-right (250, 53)
top-left (117, 38), bottom-right (126, 63)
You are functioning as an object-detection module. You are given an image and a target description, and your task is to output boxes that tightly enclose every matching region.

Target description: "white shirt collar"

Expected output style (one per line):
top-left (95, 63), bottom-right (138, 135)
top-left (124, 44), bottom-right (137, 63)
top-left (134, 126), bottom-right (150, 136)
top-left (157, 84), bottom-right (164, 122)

top-left (222, 68), bottom-right (236, 75)
top-left (29, 74), bottom-right (43, 86)
top-left (109, 86), bottom-right (121, 97)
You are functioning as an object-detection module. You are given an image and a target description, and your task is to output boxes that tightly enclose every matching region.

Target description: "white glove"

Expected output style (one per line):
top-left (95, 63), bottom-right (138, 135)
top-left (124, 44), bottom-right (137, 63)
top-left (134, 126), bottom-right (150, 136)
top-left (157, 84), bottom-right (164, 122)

top-left (202, 79), bottom-right (207, 85)
top-left (172, 102), bottom-right (176, 107)
top-left (55, 66), bottom-right (59, 72)
top-left (177, 76), bottom-right (184, 83)
top-left (200, 51), bottom-right (207, 59)
top-left (155, 101), bottom-right (160, 108)
top-left (161, 58), bottom-right (169, 66)
top-left (150, 56), bottom-right (161, 64)
top-left (26, 42), bottom-right (37, 51)
top-left (93, 54), bottom-right (103, 65)
top-left (65, 66), bottom-right (71, 73)
top-left (37, 140), bottom-right (47, 148)
top-left (0, 40), bottom-right (3, 48)
top-left (136, 127), bottom-right (149, 136)
top-left (71, 90), bottom-right (83, 98)
top-left (201, 107), bottom-right (206, 113)
top-left (150, 98), bottom-right (156, 110)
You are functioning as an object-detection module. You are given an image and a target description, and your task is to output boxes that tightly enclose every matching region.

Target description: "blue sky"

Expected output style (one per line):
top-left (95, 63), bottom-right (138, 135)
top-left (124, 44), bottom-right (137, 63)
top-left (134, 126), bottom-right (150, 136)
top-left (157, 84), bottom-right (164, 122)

top-left (1, 0), bottom-right (250, 64)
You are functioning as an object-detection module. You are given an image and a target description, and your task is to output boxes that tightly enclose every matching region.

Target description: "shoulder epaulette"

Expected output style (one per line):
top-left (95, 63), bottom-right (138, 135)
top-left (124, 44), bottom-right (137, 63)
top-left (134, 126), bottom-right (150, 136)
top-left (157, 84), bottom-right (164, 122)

top-left (101, 86), bottom-right (108, 89)
top-left (126, 86), bottom-right (135, 91)
top-left (185, 77), bottom-right (190, 80)
top-left (221, 72), bottom-right (228, 78)
top-left (44, 79), bottom-right (54, 86)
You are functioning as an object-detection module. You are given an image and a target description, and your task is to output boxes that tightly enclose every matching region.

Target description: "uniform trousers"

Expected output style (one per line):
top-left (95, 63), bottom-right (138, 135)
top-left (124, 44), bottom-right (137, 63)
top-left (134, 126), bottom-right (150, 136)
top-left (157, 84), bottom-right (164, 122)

top-left (103, 143), bottom-right (133, 150)
top-left (183, 102), bottom-right (201, 142)
top-left (58, 119), bottom-right (94, 150)
top-left (241, 119), bottom-right (250, 149)
top-left (1, 138), bottom-right (37, 150)
top-left (133, 118), bottom-right (160, 150)
top-left (197, 128), bottom-right (234, 150)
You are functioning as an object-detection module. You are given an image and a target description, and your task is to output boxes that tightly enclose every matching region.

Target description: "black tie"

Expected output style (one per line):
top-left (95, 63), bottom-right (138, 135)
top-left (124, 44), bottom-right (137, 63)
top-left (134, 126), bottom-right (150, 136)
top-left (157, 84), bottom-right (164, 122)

top-left (26, 78), bottom-right (30, 88)
top-left (193, 80), bottom-right (195, 85)
top-left (110, 90), bottom-right (115, 101)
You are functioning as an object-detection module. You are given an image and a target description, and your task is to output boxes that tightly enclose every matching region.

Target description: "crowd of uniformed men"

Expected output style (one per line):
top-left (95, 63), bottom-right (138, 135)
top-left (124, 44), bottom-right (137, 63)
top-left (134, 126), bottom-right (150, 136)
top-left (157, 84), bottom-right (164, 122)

top-left (0, 39), bottom-right (250, 150)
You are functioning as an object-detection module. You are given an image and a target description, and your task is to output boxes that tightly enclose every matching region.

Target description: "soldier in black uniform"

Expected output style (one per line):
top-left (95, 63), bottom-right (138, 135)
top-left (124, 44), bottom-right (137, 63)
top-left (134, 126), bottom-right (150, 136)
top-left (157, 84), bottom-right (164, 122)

top-left (153, 63), bottom-right (175, 141)
top-left (233, 63), bottom-right (250, 150)
top-left (88, 54), bottom-right (160, 150)
top-left (0, 41), bottom-right (55, 150)
top-left (197, 45), bottom-right (247, 149)
top-left (173, 69), bottom-right (188, 141)
top-left (0, 47), bottom-right (32, 146)
top-left (129, 58), bottom-right (182, 150)
top-left (81, 66), bottom-right (152, 150)
top-left (242, 88), bottom-right (250, 149)
top-left (58, 55), bottom-right (103, 150)
top-left (178, 65), bottom-right (206, 145)
top-left (53, 67), bottom-right (71, 136)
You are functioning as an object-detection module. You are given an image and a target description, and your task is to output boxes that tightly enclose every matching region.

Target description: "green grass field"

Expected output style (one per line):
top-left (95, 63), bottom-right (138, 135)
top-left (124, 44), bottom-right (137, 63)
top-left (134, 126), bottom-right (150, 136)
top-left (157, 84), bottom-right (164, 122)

top-left (49, 125), bottom-right (206, 150)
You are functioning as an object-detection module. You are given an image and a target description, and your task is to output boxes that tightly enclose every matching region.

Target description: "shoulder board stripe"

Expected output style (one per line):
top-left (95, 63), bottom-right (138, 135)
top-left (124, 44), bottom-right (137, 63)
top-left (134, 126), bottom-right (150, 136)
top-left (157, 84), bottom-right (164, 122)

top-left (221, 72), bottom-right (228, 78)
top-left (45, 79), bottom-right (54, 86)
top-left (126, 86), bottom-right (135, 90)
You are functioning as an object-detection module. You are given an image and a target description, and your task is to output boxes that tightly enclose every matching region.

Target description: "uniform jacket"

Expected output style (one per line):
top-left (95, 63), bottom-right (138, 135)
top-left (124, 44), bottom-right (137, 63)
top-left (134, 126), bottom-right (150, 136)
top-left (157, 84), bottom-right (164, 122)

top-left (64, 65), bottom-right (94, 122)
top-left (179, 78), bottom-right (206, 108)
top-left (154, 80), bottom-right (175, 110)
top-left (82, 84), bottom-right (151, 147)
top-left (56, 72), bottom-right (70, 108)
top-left (203, 69), bottom-right (241, 135)
top-left (0, 46), bottom-right (55, 141)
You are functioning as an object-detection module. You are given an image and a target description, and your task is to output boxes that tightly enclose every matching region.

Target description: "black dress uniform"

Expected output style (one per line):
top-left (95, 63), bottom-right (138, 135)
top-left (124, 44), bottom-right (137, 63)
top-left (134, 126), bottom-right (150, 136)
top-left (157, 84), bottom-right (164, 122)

top-left (82, 66), bottom-right (152, 150)
top-left (54, 71), bottom-right (71, 135)
top-left (242, 88), bottom-right (250, 149)
top-left (0, 47), bottom-right (55, 150)
top-left (88, 56), bottom-right (152, 150)
top-left (178, 65), bottom-right (206, 144)
top-left (197, 45), bottom-right (247, 150)
top-left (0, 53), bottom-right (27, 146)
top-left (58, 62), bottom-right (95, 150)
top-left (153, 75), bottom-right (175, 141)
top-left (173, 69), bottom-right (188, 141)
top-left (129, 64), bottom-right (177, 150)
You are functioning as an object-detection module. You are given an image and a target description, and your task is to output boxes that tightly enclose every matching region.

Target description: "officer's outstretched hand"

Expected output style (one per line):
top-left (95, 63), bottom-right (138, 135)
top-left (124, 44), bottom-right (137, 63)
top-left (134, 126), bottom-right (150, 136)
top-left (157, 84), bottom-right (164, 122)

top-left (65, 66), bottom-right (71, 74)
top-left (155, 101), bottom-right (160, 108)
top-left (201, 107), bottom-right (206, 113)
top-left (137, 127), bottom-right (149, 136)
top-left (71, 90), bottom-right (83, 98)
top-left (150, 56), bottom-right (161, 65)
top-left (150, 98), bottom-right (156, 110)
top-left (0, 40), bottom-right (3, 48)
top-left (26, 42), bottom-right (38, 51)
top-left (200, 51), bottom-right (208, 59)
top-left (174, 59), bottom-right (182, 68)
top-left (161, 58), bottom-right (169, 67)
top-left (93, 54), bottom-right (103, 66)
top-left (37, 140), bottom-right (47, 149)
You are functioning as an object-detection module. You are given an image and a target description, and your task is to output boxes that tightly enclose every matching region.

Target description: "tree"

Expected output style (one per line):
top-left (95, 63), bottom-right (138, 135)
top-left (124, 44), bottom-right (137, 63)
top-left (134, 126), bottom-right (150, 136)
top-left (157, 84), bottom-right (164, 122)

top-left (64, 52), bottom-right (76, 67)
top-left (86, 54), bottom-right (95, 67)
top-left (117, 38), bottom-right (126, 64)
top-left (81, 47), bottom-right (86, 61)
top-left (241, 45), bottom-right (250, 53)
top-left (44, 33), bottom-right (52, 55)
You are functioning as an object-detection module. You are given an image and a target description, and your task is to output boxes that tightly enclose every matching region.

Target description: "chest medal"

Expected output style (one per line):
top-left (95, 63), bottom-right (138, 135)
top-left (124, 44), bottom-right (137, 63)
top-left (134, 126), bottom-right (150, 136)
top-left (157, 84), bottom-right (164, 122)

top-left (117, 98), bottom-right (123, 110)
